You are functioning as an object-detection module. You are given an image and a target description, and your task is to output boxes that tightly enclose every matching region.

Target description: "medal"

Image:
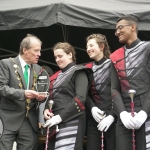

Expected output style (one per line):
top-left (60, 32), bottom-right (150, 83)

top-left (26, 98), bottom-right (31, 117)
top-left (17, 77), bottom-right (21, 81)
top-left (19, 83), bottom-right (22, 89)
top-left (13, 64), bottom-right (19, 69)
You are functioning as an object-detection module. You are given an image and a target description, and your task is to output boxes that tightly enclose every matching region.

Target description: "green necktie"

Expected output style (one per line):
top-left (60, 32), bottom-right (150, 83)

top-left (24, 64), bottom-right (29, 86)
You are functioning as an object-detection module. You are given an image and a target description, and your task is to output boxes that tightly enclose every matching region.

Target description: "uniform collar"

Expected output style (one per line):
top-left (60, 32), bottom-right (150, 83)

top-left (62, 62), bottom-right (75, 72)
top-left (94, 57), bottom-right (106, 65)
top-left (19, 55), bottom-right (31, 68)
top-left (126, 38), bottom-right (141, 49)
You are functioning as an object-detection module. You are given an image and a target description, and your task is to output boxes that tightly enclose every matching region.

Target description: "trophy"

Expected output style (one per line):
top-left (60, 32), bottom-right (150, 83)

top-left (35, 69), bottom-right (50, 97)
top-left (0, 118), bottom-right (3, 139)
top-left (128, 89), bottom-right (136, 150)
top-left (34, 69), bottom-right (50, 112)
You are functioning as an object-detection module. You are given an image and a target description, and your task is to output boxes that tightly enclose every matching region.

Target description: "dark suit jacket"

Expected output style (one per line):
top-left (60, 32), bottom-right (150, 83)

top-left (0, 56), bottom-right (42, 132)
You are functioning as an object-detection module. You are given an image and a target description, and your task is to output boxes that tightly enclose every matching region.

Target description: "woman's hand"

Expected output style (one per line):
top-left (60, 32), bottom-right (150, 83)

top-left (44, 109), bottom-right (54, 120)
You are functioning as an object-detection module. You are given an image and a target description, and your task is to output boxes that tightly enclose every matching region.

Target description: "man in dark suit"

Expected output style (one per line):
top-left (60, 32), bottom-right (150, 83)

top-left (0, 34), bottom-right (46, 150)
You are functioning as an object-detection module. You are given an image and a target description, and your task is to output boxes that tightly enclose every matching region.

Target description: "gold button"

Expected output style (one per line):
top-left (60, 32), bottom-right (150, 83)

top-left (77, 106), bottom-right (79, 109)
top-left (75, 103), bottom-right (77, 106)
top-left (78, 110), bottom-right (80, 112)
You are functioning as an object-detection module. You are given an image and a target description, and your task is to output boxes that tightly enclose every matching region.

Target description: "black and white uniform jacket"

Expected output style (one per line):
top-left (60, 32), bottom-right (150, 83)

top-left (86, 58), bottom-right (115, 119)
top-left (110, 39), bottom-right (150, 116)
top-left (46, 62), bottom-right (92, 123)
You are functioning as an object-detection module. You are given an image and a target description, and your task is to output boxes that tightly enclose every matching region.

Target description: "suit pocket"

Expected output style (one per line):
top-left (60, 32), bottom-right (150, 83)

top-left (0, 104), bottom-right (16, 110)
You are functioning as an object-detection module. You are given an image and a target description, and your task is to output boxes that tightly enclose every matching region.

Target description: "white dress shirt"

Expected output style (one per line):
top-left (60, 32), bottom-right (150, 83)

top-left (19, 55), bottom-right (30, 89)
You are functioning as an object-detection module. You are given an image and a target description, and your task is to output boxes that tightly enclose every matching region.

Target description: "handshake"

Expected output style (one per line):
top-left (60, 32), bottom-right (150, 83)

top-left (120, 110), bottom-right (147, 130)
top-left (91, 107), bottom-right (114, 132)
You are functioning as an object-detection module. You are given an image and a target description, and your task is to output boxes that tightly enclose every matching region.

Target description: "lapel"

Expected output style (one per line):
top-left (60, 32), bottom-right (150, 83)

top-left (14, 56), bottom-right (27, 89)
top-left (29, 64), bottom-right (34, 89)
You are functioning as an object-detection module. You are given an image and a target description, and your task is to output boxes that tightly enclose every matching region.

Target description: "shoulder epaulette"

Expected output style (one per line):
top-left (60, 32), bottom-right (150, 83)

top-left (50, 70), bottom-right (61, 81)
top-left (85, 62), bottom-right (93, 68)
top-left (110, 47), bottom-right (124, 62)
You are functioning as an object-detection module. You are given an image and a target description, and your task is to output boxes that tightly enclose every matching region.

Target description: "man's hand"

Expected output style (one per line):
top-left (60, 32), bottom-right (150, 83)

top-left (91, 107), bottom-right (105, 123)
top-left (131, 110), bottom-right (147, 129)
top-left (25, 90), bottom-right (39, 99)
top-left (43, 115), bottom-right (62, 128)
top-left (44, 109), bottom-right (54, 120)
top-left (120, 111), bottom-right (136, 129)
top-left (97, 115), bottom-right (114, 132)
top-left (25, 90), bottom-right (47, 101)
top-left (36, 94), bottom-right (47, 101)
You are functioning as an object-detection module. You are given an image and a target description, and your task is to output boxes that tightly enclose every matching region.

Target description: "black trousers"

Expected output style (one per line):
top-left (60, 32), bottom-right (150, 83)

top-left (86, 121), bottom-right (116, 150)
top-left (0, 117), bottom-right (38, 150)
top-left (116, 118), bottom-right (146, 150)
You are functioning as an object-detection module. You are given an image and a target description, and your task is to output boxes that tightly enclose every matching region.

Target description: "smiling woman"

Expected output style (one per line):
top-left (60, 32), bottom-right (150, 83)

top-left (85, 34), bottom-right (116, 150)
